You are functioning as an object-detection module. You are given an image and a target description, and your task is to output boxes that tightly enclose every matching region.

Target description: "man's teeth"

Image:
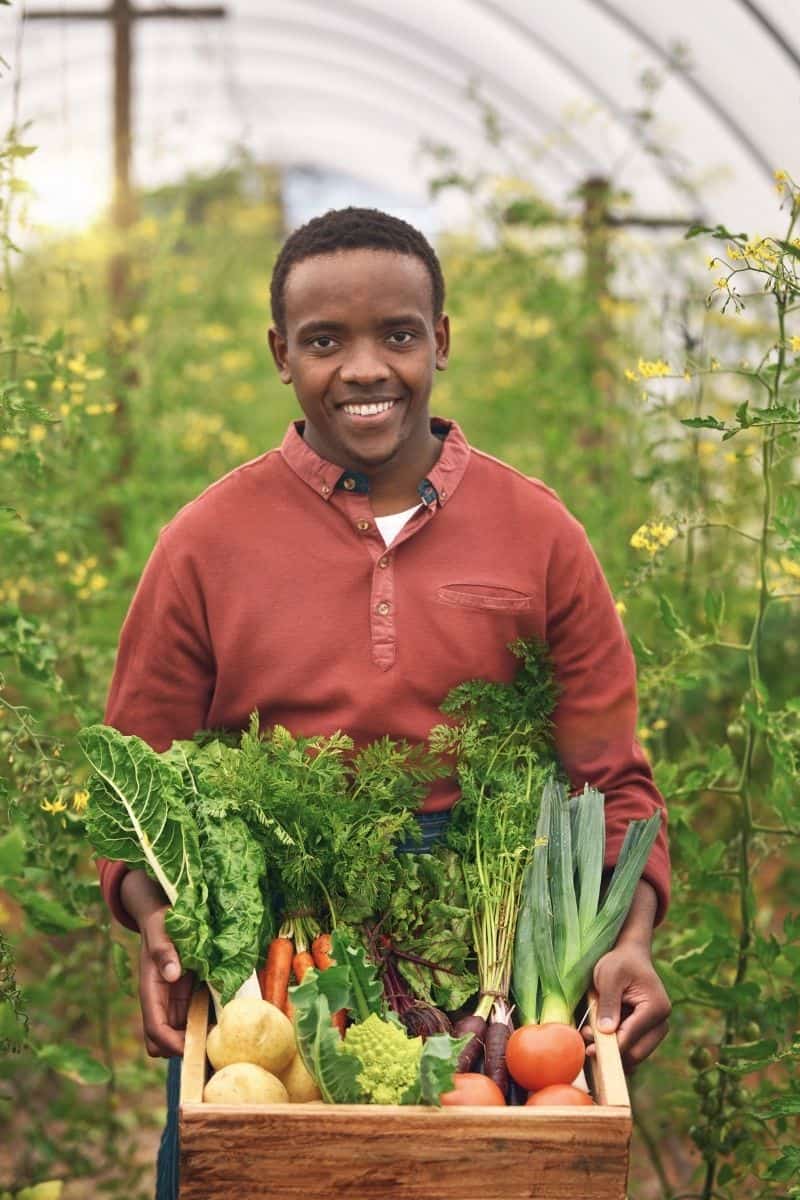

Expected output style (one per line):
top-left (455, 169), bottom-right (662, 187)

top-left (341, 400), bottom-right (396, 416)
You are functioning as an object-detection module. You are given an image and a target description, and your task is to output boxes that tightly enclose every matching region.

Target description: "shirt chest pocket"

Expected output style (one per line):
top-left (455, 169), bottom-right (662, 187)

top-left (434, 583), bottom-right (535, 613)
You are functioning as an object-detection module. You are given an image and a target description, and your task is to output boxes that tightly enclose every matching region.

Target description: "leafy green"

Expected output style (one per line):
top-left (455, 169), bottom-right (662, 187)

top-left (381, 849), bottom-right (478, 1010)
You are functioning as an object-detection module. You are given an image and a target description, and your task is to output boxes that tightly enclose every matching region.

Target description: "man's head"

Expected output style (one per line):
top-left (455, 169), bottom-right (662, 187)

top-left (268, 208), bottom-right (450, 496)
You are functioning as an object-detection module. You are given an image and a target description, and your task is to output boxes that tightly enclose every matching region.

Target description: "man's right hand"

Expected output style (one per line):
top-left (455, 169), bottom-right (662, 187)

top-left (121, 869), bottom-right (194, 1058)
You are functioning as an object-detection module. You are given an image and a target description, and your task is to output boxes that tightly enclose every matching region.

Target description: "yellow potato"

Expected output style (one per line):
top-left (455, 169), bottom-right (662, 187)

top-left (278, 1053), bottom-right (322, 1102)
top-left (203, 1062), bottom-right (289, 1105)
top-left (208, 996), bottom-right (295, 1075)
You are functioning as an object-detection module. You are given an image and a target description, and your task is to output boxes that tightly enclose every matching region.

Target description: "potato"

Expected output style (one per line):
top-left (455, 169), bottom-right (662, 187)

top-left (278, 1053), bottom-right (322, 1103)
top-left (204, 1062), bottom-right (289, 1105)
top-left (208, 995), bottom-right (295, 1075)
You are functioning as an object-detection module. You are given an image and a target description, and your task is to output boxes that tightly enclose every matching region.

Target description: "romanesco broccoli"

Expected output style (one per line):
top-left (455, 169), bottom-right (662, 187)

top-left (341, 1012), bottom-right (424, 1105)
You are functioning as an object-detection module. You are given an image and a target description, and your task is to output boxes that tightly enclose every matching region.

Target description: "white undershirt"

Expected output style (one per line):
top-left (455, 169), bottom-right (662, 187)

top-left (373, 504), bottom-right (422, 546)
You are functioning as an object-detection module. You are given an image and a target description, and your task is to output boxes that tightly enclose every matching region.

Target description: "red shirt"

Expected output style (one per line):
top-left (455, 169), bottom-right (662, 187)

top-left (99, 418), bottom-right (670, 927)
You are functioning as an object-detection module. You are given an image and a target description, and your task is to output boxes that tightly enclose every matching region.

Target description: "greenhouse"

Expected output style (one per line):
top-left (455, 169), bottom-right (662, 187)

top-left (1, 3), bottom-right (799, 1199)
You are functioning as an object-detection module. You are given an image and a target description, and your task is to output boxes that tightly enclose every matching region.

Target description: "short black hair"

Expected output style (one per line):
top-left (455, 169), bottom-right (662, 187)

top-left (270, 206), bottom-right (445, 335)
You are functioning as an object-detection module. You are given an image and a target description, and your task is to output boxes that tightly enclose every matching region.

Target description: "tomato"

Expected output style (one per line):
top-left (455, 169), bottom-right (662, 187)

top-left (525, 1084), bottom-right (595, 1107)
top-left (506, 1022), bottom-right (585, 1091)
top-left (440, 1073), bottom-right (506, 1106)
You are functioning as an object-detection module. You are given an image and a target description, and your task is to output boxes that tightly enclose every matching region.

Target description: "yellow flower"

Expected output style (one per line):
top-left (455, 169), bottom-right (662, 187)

top-left (637, 727), bottom-right (652, 741)
top-left (780, 556), bottom-right (800, 580)
top-left (59, 402), bottom-right (71, 417)
top-left (72, 789), bottom-right (89, 813)
top-left (0, 435), bottom-right (19, 452)
top-left (683, 370), bottom-right (692, 381)
top-left (652, 718), bottom-right (668, 731)
top-left (55, 550), bottom-right (70, 566)
top-left (624, 368), bottom-right (638, 382)
top-left (131, 314), bottom-right (149, 335)
top-left (637, 358), bottom-right (671, 379)
top-left (88, 573), bottom-right (107, 592)
top-left (29, 424), bottom-right (47, 444)
top-left (41, 797), bottom-right (68, 814)
top-left (85, 367), bottom-right (106, 381)
top-left (24, 378), bottom-right (37, 392)
top-left (715, 278), bottom-right (728, 290)
top-left (630, 520), bottom-right (678, 557)
top-left (790, 335), bottom-right (800, 352)
top-left (52, 378), bottom-right (66, 393)
top-left (85, 556), bottom-right (98, 569)
top-left (615, 599), bottom-right (627, 615)
top-left (710, 357), bottom-right (720, 371)
top-left (201, 323), bottom-right (231, 342)
top-left (70, 381), bottom-right (86, 394)
top-left (67, 356), bottom-right (86, 375)
top-left (85, 404), bottom-right (104, 415)
top-left (706, 257), bottom-right (717, 270)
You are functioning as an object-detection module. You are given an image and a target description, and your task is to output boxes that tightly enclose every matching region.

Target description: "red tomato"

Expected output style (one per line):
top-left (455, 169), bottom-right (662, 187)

top-left (440, 1073), bottom-right (506, 1106)
top-left (526, 1084), bottom-right (595, 1107)
top-left (506, 1022), bottom-right (585, 1091)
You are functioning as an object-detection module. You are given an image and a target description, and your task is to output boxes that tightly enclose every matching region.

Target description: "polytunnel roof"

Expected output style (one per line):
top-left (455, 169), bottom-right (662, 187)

top-left (1, 0), bottom-right (798, 237)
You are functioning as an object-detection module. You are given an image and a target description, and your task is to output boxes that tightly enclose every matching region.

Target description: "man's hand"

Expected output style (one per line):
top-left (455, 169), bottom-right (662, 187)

top-left (582, 879), bottom-right (671, 1074)
top-left (120, 869), bottom-right (194, 1058)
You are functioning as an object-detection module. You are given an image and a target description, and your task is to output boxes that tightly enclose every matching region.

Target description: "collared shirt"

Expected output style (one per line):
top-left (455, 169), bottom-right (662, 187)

top-left (100, 418), bottom-right (670, 927)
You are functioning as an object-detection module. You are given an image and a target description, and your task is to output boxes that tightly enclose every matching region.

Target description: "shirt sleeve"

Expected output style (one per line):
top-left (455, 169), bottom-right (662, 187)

top-left (97, 533), bottom-right (216, 930)
top-left (545, 522), bottom-right (670, 924)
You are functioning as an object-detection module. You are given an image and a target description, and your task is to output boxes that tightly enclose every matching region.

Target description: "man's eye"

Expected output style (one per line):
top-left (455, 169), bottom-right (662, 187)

top-left (388, 331), bottom-right (414, 345)
top-left (310, 336), bottom-right (335, 349)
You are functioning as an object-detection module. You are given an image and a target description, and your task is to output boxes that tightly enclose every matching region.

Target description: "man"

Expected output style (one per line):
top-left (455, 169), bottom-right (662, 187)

top-left (99, 206), bottom-right (670, 1193)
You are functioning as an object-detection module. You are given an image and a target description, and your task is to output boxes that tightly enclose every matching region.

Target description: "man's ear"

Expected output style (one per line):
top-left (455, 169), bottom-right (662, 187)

top-left (267, 326), bottom-right (292, 384)
top-left (434, 313), bottom-right (450, 371)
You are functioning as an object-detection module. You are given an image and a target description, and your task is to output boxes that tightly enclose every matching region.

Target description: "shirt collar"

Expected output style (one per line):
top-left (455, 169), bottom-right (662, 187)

top-left (279, 417), bottom-right (470, 508)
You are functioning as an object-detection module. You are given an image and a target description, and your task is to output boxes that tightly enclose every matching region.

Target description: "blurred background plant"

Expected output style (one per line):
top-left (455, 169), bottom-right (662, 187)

top-left (1, 56), bottom-right (799, 1200)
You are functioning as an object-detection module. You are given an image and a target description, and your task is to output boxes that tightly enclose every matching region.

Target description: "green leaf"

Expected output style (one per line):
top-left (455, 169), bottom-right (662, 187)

top-left (703, 588), bottom-right (725, 629)
top-left (659, 593), bottom-right (683, 634)
top-left (290, 968), bottom-right (363, 1104)
top-left (681, 415), bottom-right (727, 431)
top-left (2, 881), bottom-right (87, 935)
top-left (330, 930), bottom-right (384, 1022)
top-left (16, 1185), bottom-right (64, 1200)
top-left (0, 827), bottom-right (25, 877)
top-left (35, 1040), bottom-right (111, 1085)
top-left (111, 941), bottom-right (134, 997)
top-left (413, 1033), bottom-right (468, 1106)
top-left (684, 223), bottom-right (748, 241)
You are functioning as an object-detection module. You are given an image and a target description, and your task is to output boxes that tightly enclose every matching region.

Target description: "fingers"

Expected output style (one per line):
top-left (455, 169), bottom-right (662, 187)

top-left (141, 907), bottom-right (182, 984)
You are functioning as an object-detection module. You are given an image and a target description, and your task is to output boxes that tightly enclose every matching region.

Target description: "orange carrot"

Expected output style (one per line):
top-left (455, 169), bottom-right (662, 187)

top-left (312, 932), bottom-right (347, 1038)
top-left (292, 949), bottom-right (315, 984)
top-left (311, 932), bottom-right (335, 970)
top-left (260, 935), bottom-right (294, 1012)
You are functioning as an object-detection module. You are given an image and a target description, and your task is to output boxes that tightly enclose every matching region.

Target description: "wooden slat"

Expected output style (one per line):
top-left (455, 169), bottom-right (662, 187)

top-left (180, 987), bottom-right (210, 1105)
top-left (588, 989), bottom-right (630, 1108)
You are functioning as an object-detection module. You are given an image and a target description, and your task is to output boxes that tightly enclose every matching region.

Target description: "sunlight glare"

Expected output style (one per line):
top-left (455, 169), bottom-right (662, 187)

top-left (24, 154), bottom-right (109, 232)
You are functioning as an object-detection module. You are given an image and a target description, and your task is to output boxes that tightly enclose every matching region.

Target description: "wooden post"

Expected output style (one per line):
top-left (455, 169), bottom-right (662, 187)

top-left (26, 2), bottom-right (227, 540)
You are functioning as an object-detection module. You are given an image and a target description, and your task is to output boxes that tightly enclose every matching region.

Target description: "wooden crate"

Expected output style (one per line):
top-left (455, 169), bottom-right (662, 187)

top-left (179, 987), bottom-right (631, 1200)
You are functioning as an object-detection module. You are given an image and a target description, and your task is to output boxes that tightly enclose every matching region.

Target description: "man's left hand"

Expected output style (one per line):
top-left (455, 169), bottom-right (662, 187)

top-left (580, 878), bottom-right (671, 1073)
top-left (583, 941), bottom-right (671, 1073)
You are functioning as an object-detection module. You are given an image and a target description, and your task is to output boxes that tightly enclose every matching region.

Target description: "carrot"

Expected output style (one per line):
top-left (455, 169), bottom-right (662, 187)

top-left (259, 935), bottom-right (293, 1013)
top-left (311, 932), bottom-right (335, 970)
top-left (312, 932), bottom-right (347, 1038)
top-left (292, 949), bottom-right (315, 984)
top-left (453, 1013), bottom-right (488, 1072)
top-left (484, 1001), bottom-right (513, 1097)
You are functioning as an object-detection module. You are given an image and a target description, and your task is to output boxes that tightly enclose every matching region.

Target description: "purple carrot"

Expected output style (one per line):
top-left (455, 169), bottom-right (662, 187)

top-left (484, 1000), bottom-right (513, 1097)
top-left (454, 1012), bottom-right (488, 1072)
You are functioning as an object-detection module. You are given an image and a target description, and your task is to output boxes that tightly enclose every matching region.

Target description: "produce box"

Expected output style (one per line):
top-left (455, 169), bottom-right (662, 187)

top-left (179, 986), bottom-right (632, 1200)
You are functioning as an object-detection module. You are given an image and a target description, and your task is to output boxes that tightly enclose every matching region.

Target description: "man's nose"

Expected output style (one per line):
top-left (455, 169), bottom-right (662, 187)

top-left (339, 341), bottom-right (391, 384)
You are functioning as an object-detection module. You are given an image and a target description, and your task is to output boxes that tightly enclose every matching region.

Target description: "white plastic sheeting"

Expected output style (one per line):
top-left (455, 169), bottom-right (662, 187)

top-left (1, 0), bottom-right (798, 234)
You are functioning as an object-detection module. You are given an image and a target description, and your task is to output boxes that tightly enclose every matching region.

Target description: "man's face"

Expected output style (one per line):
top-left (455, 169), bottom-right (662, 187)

top-left (268, 249), bottom-right (449, 476)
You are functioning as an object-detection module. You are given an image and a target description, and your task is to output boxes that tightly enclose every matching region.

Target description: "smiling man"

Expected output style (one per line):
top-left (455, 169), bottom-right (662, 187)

top-left (98, 206), bottom-right (670, 1198)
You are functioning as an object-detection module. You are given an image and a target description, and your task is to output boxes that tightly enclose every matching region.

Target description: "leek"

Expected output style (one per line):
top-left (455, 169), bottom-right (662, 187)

top-left (512, 777), bottom-right (662, 1024)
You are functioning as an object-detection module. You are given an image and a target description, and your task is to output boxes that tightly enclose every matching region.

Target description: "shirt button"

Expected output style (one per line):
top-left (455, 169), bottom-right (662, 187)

top-left (343, 477), bottom-right (356, 491)
top-left (356, 519), bottom-right (371, 532)
top-left (376, 601), bottom-right (391, 616)
top-left (321, 484), bottom-right (331, 495)
top-left (440, 488), bottom-right (447, 499)
top-left (378, 556), bottom-right (390, 568)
